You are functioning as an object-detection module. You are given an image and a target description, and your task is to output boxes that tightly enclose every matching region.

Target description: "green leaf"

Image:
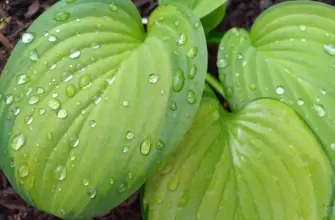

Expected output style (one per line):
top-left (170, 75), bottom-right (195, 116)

top-left (0, 0), bottom-right (207, 218)
top-left (143, 90), bottom-right (333, 219)
top-left (159, 0), bottom-right (227, 30)
top-left (218, 1), bottom-right (335, 168)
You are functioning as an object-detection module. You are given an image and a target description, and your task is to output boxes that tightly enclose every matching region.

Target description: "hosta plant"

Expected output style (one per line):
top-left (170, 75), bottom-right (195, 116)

top-left (1, 0), bottom-right (335, 219)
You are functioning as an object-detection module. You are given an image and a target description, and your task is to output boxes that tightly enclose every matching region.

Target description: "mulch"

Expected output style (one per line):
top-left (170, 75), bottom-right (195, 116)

top-left (0, 0), bottom-right (334, 219)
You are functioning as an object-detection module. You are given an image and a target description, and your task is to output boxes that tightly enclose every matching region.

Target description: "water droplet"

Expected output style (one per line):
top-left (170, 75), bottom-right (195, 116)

top-left (275, 86), bottom-right (285, 95)
top-left (87, 188), bottom-right (97, 199)
top-left (188, 65), bottom-right (197, 80)
top-left (123, 146), bottom-right (130, 153)
top-left (29, 96), bottom-right (40, 105)
top-left (168, 171), bottom-right (181, 191)
top-left (299, 25), bottom-right (307, 31)
top-left (29, 50), bottom-right (39, 61)
top-left (249, 84), bottom-right (256, 90)
top-left (17, 74), bottom-right (31, 85)
top-left (217, 58), bottom-right (228, 69)
top-left (21, 32), bottom-right (34, 44)
top-left (49, 99), bottom-right (61, 110)
top-left (118, 183), bottom-right (127, 192)
top-left (52, 93), bottom-right (58, 98)
top-left (65, 84), bottom-right (76, 97)
top-left (53, 165), bottom-right (67, 181)
top-left (177, 32), bottom-right (187, 46)
top-left (324, 44), bottom-right (335, 56)
top-left (47, 34), bottom-right (57, 42)
top-left (11, 133), bottom-right (26, 151)
top-left (47, 132), bottom-right (53, 140)
top-left (187, 47), bottom-right (198, 58)
top-left (11, 106), bottom-right (20, 116)
top-left (109, 178), bottom-right (115, 185)
top-left (122, 100), bottom-right (130, 108)
top-left (82, 179), bottom-right (89, 186)
top-left (69, 50), bottom-right (81, 59)
top-left (79, 76), bottom-right (92, 89)
top-left (126, 131), bottom-right (135, 140)
top-left (313, 104), bottom-right (326, 118)
top-left (172, 68), bottom-right (185, 92)
top-left (297, 99), bottom-right (304, 106)
top-left (320, 89), bottom-right (327, 95)
top-left (91, 42), bottom-right (100, 49)
top-left (194, 22), bottom-right (200, 29)
top-left (68, 135), bottom-right (80, 148)
top-left (19, 165), bottom-right (29, 178)
top-left (54, 11), bottom-right (70, 21)
top-left (127, 173), bottom-right (133, 179)
top-left (148, 73), bottom-right (160, 84)
top-left (58, 109), bottom-right (68, 119)
top-left (156, 140), bottom-right (164, 150)
top-left (37, 87), bottom-right (45, 94)
top-left (49, 64), bottom-right (57, 70)
top-left (25, 115), bottom-right (34, 125)
top-left (61, 72), bottom-right (73, 82)
top-left (5, 94), bottom-right (13, 105)
top-left (331, 143), bottom-right (335, 151)
top-left (89, 120), bottom-right (96, 128)
top-left (170, 100), bottom-right (177, 111)
top-left (109, 2), bottom-right (119, 11)
top-left (187, 90), bottom-right (196, 104)
top-left (39, 108), bottom-right (46, 115)
top-left (66, 0), bottom-right (76, 3)
top-left (140, 136), bottom-right (152, 156)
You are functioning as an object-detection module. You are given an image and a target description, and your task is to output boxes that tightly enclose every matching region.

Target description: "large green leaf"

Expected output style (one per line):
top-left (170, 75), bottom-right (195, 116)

top-left (218, 1), bottom-right (335, 168)
top-left (0, 0), bottom-right (207, 218)
top-left (159, 0), bottom-right (227, 31)
top-left (143, 88), bottom-right (333, 219)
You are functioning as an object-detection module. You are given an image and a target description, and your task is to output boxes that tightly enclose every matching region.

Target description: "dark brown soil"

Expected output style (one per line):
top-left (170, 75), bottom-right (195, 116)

top-left (0, 0), bottom-right (334, 219)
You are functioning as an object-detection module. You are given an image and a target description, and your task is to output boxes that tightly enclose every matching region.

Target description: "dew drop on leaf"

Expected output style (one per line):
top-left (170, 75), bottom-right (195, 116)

top-left (91, 42), bottom-right (101, 49)
top-left (54, 11), bottom-right (70, 21)
top-left (275, 86), bottom-right (285, 95)
top-left (47, 35), bottom-right (57, 42)
top-left (109, 178), bottom-right (115, 185)
top-left (118, 183), bottom-right (127, 192)
top-left (249, 84), bottom-right (256, 90)
top-left (49, 64), bottom-right (57, 70)
top-left (172, 68), bottom-right (185, 92)
top-left (11, 133), bottom-right (26, 151)
top-left (299, 25), bottom-right (307, 31)
top-left (320, 89), bottom-right (327, 95)
top-left (331, 143), bottom-right (335, 151)
top-left (28, 95), bottom-right (40, 105)
top-left (79, 76), bottom-right (92, 89)
top-left (65, 84), bottom-right (76, 97)
top-left (37, 87), bottom-right (45, 94)
top-left (53, 165), bottom-right (67, 181)
top-left (68, 135), bottom-right (80, 148)
top-left (123, 146), bottom-right (130, 154)
top-left (49, 99), bottom-right (61, 110)
top-left (324, 44), bottom-right (335, 56)
top-left (11, 106), bottom-right (20, 116)
top-left (187, 90), bottom-right (196, 104)
top-left (69, 50), bottom-right (81, 59)
top-left (29, 50), bottom-right (39, 61)
top-left (61, 72), bottom-right (73, 82)
top-left (217, 58), bottom-right (228, 69)
top-left (19, 165), bottom-right (29, 178)
top-left (188, 65), bottom-right (197, 80)
top-left (140, 136), bottom-right (152, 156)
top-left (109, 2), bottom-right (119, 11)
top-left (177, 32), bottom-right (187, 46)
top-left (122, 100), bottom-right (130, 108)
top-left (17, 74), bottom-right (31, 85)
top-left (5, 94), bottom-right (13, 105)
top-left (89, 120), bottom-right (96, 128)
top-left (47, 132), bottom-right (53, 140)
top-left (187, 47), bottom-right (198, 58)
top-left (148, 73), bottom-right (160, 84)
top-left (39, 108), bottom-right (46, 115)
top-left (82, 179), bottom-right (89, 186)
top-left (297, 99), bottom-right (304, 106)
top-left (87, 188), bottom-right (97, 199)
top-left (170, 100), bottom-right (177, 111)
top-left (21, 32), bottom-right (34, 44)
top-left (156, 140), bottom-right (164, 150)
top-left (57, 109), bottom-right (68, 119)
top-left (168, 171), bottom-right (181, 191)
top-left (126, 131), bottom-right (135, 140)
top-left (24, 115), bottom-right (34, 125)
top-left (313, 104), bottom-right (326, 118)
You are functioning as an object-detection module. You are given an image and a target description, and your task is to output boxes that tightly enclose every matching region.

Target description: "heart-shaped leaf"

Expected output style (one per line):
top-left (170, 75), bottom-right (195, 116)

top-left (143, 88), bottom-right (333, 219)
top-left (0, 0), bottom-right (207, 218)
top-left (218, 1), bottom-right (335, 168)
top-left (159, 0), bottom-right (227, 31)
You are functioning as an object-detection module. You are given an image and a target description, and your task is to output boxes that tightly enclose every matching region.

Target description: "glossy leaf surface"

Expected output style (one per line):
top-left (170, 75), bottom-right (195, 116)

top-left (218, 1), bottom-right (335, 168)
top-left (143, 89), bottom-right (333, 220)
top-left (0, 0), bottom-right (207, 218)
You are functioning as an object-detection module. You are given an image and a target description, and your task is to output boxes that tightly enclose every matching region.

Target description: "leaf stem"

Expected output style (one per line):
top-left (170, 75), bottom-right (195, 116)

top-left (205, 73), bottom-right (226, 99)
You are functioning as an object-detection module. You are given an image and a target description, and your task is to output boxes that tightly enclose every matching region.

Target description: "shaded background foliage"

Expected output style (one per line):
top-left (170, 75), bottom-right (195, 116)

top-left (0, 0), bottom-right (334, 219)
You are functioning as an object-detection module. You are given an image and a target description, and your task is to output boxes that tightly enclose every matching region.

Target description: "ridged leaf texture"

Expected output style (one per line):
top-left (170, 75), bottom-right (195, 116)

top-left (143, 88), bottom-right (333, 219)
top-left (218, 1), bottom-right (335, 170)
top-left (0, 0), bottom-right (207, 219)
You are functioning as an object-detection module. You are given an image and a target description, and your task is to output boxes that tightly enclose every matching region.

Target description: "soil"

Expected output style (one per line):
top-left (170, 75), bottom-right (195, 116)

top-left (0, 0), bottom-right (334, 219)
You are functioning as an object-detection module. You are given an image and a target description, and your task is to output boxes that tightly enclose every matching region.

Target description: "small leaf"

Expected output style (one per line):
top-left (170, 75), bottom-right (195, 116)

top-left (143, 89), bottom-right (333, 220)
top-left (218, 2), bottom-right (335, 168)
top-left (0, 0), bottom-right (207, 218)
